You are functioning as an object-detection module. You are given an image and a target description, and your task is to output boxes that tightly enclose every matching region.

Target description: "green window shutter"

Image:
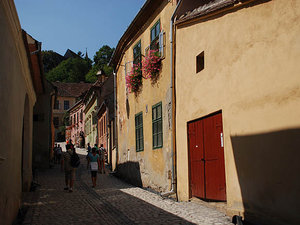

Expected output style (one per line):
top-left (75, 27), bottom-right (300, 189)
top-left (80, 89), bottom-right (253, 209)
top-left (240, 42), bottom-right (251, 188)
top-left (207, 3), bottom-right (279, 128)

top-left (152, 102), bottom-right (163, 149)
top-left (135, 112), bottom-right (144, 152)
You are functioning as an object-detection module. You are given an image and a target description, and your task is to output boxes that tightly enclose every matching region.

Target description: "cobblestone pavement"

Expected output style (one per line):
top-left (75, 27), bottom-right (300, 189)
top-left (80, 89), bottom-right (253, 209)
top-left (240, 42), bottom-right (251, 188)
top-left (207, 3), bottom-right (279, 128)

top-left (21, 152), bottom-right (233, 225)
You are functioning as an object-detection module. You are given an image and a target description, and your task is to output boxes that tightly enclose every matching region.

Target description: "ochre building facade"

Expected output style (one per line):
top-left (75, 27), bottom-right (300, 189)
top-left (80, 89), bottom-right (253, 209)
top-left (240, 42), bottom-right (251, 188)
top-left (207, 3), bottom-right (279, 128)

top-left (111, 0), bottom-right (177, 192)
top-left (174, 1), bottom-right (300, 225)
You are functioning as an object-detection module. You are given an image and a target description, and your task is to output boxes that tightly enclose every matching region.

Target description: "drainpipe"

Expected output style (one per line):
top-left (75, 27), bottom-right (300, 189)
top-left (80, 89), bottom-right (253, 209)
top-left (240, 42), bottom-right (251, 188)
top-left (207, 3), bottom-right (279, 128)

top-left (161, 0), bottom-right (182, 198)
top-left (113, 70), bottom-right (118, 169)
top-left (30, 42), bottom-right (41, 55)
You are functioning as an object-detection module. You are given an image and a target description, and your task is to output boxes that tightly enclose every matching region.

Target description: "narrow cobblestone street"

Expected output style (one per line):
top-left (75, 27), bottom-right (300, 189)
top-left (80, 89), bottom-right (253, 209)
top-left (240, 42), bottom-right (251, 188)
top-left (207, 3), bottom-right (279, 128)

top-left (20, 151), bottom-right (233, 225)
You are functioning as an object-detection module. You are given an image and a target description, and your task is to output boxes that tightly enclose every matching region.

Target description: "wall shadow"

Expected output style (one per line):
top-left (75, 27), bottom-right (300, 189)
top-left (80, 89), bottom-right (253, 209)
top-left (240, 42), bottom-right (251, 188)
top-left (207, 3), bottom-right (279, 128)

top-left (231, 128), bottom-right (300, 225)
top-left (115, 161), bottom-right (143, 188)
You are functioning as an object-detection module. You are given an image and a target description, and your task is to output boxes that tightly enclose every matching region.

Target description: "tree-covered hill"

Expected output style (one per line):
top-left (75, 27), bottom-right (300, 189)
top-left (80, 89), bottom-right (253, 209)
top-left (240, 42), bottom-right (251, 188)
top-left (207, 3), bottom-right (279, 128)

top-left (43, 45), bottom-right (114, 83)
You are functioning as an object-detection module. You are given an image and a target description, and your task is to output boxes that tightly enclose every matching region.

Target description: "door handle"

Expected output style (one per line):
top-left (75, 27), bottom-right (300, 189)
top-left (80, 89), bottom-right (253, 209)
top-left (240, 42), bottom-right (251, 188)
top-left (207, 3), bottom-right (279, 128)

top-left (220, 132), bottom-right (224, 147)
top-left (201, 158), bottom-right (205, 162)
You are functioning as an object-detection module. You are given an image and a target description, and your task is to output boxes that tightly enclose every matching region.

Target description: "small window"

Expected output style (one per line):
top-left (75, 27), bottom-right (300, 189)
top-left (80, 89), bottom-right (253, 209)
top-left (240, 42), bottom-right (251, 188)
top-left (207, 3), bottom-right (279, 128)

top-left (135, 112), bottom-right (144, 152)
top-left (196, 51), bottom-right (204, 73)
top-left (150, 20), bottom-right (160, 50)
top-left (64, 100), bottom-right (70, 110)
top-left (54, 100), bottom-right (59, 109)
top-left (152, 102), bottom-right (163, 149)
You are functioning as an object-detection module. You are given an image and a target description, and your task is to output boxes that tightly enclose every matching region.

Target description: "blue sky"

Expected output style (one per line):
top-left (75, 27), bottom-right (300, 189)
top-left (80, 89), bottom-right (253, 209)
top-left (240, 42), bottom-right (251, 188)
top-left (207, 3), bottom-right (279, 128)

top-left (15, 0), bottom-right (146, 59)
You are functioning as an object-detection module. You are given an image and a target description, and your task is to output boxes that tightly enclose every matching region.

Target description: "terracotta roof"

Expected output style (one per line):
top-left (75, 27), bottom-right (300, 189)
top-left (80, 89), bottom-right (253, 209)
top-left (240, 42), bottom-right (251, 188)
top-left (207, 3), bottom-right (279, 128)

top-left (67, 99), bottom-right (83, 113)
top-left (52, 82), bottom-right (92, 98)
top-left (176, 0), bottom-right (236, 24)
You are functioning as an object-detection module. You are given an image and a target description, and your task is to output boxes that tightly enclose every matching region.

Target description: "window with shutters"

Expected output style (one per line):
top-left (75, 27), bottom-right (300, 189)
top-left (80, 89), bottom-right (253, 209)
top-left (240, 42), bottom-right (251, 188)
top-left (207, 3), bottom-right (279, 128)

top-left (152, 102), bottom-right (163, 149)
top-left (133, 41), bottom-right (142, 66)
top-left (150, 20), bottom-right (160, 51)
top-left (135, 112), bottom-right (144, 152)
top-left (158, 31), bottom-right (165, 59)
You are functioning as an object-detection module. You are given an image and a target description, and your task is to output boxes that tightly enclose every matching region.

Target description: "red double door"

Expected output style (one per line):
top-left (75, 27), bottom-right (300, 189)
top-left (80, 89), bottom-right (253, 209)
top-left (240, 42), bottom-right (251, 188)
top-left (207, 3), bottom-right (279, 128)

top-left (188, 112), bottom-right (226, 201)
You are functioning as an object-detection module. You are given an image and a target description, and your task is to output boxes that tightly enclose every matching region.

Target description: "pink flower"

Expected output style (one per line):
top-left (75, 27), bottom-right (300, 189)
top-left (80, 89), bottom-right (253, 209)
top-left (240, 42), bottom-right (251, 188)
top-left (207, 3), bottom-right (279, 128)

top-left (126, 63), bottom-right (142, 93)
top-left (142, 49), bottom-right (161, 79)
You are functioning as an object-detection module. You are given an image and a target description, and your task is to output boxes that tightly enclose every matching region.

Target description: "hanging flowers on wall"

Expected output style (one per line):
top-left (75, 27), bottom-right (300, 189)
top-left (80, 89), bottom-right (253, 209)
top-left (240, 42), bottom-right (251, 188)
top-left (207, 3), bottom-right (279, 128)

top-left (125, 63), bottom-right (142, 93)
top-left (142, 49), bottom-right (161, 80)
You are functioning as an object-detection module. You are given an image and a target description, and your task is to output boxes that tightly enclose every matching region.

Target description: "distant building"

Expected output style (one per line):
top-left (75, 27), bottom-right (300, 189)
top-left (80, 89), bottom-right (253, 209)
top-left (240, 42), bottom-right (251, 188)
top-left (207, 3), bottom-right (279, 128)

top-left (95, 73), bottom-right (115, 166)
top-left (67, 99), bottom-right (85, 147)
top-left (64, 49), bottom-right (81, 59)
top-left (52, 82), bottom-right (92, 141)
top-left (83, 80), bottom-right (101, 147)
top-left (23, 32), bottom-right (57, 170)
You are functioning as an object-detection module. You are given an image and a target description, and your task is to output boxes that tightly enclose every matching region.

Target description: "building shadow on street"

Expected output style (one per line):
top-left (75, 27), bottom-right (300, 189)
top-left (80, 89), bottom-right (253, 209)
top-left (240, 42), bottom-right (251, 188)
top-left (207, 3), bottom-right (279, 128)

top-left (114, 161), bottom-right (143, 188)
top-left (18, 161), bottom-right (197, 225)
top-left (231, 128), bottom-right (300, 225)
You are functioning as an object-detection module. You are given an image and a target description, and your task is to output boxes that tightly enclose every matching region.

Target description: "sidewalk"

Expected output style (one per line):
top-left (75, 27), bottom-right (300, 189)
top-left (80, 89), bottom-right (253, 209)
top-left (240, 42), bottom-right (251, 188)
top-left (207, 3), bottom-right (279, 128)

top-left (19, 153), bottom-right (233, 225)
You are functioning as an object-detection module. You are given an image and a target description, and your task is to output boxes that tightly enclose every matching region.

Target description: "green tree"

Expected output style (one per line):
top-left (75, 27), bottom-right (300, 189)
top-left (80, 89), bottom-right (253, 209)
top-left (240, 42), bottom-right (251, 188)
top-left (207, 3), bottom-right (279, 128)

top-left (41, 50), bottom-right (65, 73)
top-left (85, 65), bottom-right (99, 83)
top-left (85, 45), bottom-right (114, 82)
top-left (94, 45), bottom-right (114, 67)
top-left (46, 57), bottom-right (91, 83)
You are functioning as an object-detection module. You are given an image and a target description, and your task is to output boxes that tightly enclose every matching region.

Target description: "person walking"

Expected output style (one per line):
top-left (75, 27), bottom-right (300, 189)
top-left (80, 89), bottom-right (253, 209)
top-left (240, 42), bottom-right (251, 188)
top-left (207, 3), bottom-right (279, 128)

top-left (99, 144), bottom-right (107, 174)
top-left (56, 144), bottom-right (62, 164)
top-left (87, 143), bottom-right (91, 153)
top-left (86, 143), bottom-right (92, 169)
top-left (61, 144), bottom-right (76, 192)
top-left (94, 143), bottom-right (99, 155)
top-left (88, 147), bottom-right (100, 188)
top-left (53, 144), bottom-right (57, 164)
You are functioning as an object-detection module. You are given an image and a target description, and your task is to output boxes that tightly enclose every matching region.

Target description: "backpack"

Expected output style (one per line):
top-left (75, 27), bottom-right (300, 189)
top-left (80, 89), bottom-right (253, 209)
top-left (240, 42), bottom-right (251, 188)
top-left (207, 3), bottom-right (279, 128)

top-left (70, 152), bottom-right (80, 168)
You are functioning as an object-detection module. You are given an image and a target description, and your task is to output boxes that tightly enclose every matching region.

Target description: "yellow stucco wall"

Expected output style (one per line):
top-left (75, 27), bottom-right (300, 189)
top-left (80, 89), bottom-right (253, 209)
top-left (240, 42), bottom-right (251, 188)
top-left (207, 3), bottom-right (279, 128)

top-left (116, 1), bottom-right (176, 192)
top-left (85, 99), bottom-right (97, 147)
top-left (175, 1), bottom-right (300, 224)
top-left (0, 1), bottom-right (36, 224)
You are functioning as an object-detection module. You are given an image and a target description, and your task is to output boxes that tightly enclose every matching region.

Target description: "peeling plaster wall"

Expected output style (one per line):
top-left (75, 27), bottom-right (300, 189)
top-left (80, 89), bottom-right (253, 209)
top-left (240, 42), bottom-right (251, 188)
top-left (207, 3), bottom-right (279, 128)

top-left (116, 1), bottom-right (176, 192)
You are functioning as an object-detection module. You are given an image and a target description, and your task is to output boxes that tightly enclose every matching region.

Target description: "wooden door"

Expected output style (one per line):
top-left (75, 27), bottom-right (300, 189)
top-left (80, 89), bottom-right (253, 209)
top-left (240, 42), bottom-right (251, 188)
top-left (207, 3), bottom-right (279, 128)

top-left (188, 112), bottom-right (226, 201)
top-left (188, 120), bottom-right (205, 198)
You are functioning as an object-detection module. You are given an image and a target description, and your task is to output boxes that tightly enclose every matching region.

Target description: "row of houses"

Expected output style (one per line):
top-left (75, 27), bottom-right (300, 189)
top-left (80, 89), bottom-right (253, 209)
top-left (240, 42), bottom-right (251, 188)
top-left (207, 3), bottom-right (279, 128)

top-left (108, 0), bottom-right (300, 225)
top-left (51, 71), bottom-right (116, 167)
top-left (0, 1), bottom-right (56, 224)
